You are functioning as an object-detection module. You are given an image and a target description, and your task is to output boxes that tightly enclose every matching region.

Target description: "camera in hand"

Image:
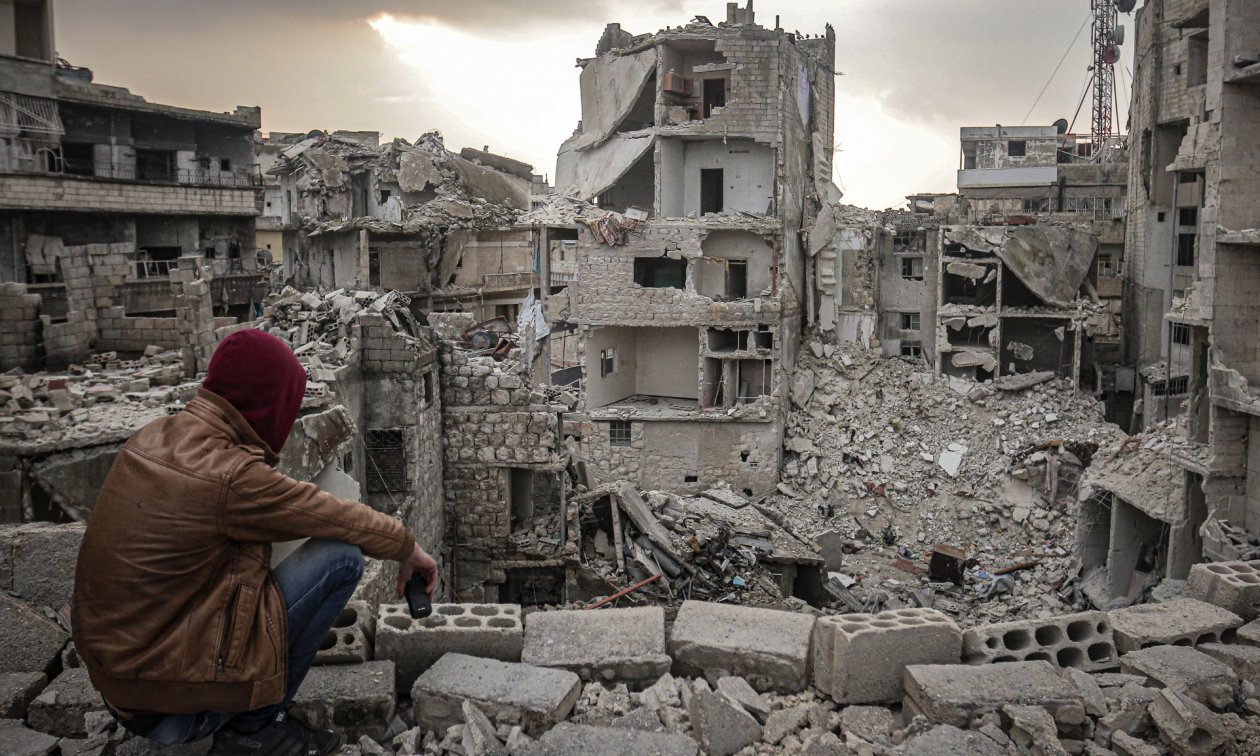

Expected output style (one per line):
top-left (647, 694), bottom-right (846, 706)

top-left (405, 575), bottom-right (432, 619)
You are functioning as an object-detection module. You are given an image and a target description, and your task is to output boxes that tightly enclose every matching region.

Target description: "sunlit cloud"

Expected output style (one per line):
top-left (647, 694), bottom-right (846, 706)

top-left (833, 92), bottom-right (955, 210)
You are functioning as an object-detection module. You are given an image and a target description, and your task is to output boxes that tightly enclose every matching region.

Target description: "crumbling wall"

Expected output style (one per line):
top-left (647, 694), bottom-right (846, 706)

top-left (0, 285), bottom-right (42, 371)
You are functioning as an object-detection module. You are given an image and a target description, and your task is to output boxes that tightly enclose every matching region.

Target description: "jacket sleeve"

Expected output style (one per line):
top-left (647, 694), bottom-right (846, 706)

top-left (222, 457), bottom-right (416, 562)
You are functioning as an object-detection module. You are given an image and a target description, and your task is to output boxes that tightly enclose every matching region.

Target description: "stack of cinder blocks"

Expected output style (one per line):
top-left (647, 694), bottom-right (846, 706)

top-left (1188, 560), bottom-right (1260, 621)
top-left (812, 608), bottom-right (962, 703)
top-left (376, 603), bottom-right (523, 691)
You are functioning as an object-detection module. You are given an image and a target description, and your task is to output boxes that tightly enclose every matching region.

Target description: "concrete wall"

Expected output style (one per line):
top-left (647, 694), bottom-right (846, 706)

top-left (660, 139), bottom-right (774, 217)
top-left (585, 325), bottom-right (638, 408)
top-left (0, 175), bottom-right (258, 216)
top-left (635, 326), bottom-right (699, 399)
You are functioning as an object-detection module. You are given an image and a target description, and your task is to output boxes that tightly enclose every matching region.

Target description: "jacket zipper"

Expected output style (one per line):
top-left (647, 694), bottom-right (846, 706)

top-left (217, 583), bottom-right (241, 675)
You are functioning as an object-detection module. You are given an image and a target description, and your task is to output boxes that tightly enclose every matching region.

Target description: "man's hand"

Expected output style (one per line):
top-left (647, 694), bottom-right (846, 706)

top-left (397, 543), bottom-right (439, 600)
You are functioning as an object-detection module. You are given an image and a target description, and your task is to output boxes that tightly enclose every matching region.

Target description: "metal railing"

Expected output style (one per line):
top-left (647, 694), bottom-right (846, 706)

top-left (134, 259), bottom-right (178, 278)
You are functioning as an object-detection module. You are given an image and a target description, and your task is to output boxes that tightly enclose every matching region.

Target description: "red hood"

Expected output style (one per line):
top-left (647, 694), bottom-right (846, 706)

top-left (202, 330), bottom-right (306, 456)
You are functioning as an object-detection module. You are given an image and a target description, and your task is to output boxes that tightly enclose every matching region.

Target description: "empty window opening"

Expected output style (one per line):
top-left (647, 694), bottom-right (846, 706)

top-left (508, 468), bottom-right (535, 530)
top-left (368, 251), bottom-right (381, 287)
top-left (684, 475), bottom-right (698, 483)
top-left (754, 327), bottom-right (773, 350)
top-left (1172, 323), bottom-right (1191, 346)
top-left (60, 142), bottom-right (94, 176)
top-left (725, 260), bottom-right (747, 299)
top-left (901, 341), bottom-right (923, 358)
top-left (901, 312), bottom-right (921, 331)
top-left (1178, 208), bottom-right (1198, 226)
top-left (901, 256), bottom-right (924, 281)
top-left (608, 420), bottom-right (632, 447)
top-left (1008, 140), bottom-right (1027, 158)
top-left (700, 169), bottom-right (724, 215)
top-left (634, 257), bottom-right (687, 289)
top-left (1177, 234), bottom-right (1197, 267)
top-left (500, 567), bottom-right (563, 606)
top-left (422, 371), bottom-right (435, 406)
top-left (1187, 33), bottom-right (1209, 86)
top-left (365, 429), bottom-right (407, 494)
top-left (702, 78), bottom-right (727, 118)
top-left (600, 347), bottom-right (618, 377)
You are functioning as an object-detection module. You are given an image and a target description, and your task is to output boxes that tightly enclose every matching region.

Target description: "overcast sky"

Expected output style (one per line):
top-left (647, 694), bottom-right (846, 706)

top-left (53, 0), bottom-right (1137, 209)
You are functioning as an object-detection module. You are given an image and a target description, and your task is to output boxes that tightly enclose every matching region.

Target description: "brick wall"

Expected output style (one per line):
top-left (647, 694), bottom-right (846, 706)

top-left (0, 175), bottom-right (258, 216)
top-left (0, 285), bottom-right (42, 370)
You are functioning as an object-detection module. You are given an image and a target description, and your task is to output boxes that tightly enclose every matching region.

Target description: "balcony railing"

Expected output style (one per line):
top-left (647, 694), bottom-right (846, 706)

top-left (134, 259), bottom-right (178, 278)
top-left (3, 156), bottom-right (262, 188)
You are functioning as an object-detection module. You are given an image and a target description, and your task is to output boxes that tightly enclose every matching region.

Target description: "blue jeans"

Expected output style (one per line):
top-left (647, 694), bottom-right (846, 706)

top-left (135, 539), bottom-right (364, 745)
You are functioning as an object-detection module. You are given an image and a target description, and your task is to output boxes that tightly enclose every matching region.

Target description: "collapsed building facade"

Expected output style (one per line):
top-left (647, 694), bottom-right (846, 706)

top-left (0, 0), bottom-right (267, 373)
top-left (1076, 0), bottom-right (1260, 609)
top-left (537, 4), bottom-right (836, 499)
top-left (265, 129), bottom-right (548, 324)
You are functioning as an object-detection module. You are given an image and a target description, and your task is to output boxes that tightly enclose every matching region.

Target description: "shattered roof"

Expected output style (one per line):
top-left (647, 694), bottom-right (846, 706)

top-left (943, 225), bottom-right (1097, 307)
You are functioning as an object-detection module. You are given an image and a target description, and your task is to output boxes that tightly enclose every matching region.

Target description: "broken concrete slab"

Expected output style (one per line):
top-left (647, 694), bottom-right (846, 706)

top-left (812, 530), bottom-right (845, 573)
top-left (412, 653), bottom-right (580, 736)
top-left (1236, 618), bottom-right (1260, 647)
top-left (1186, 560), bottom-right (1260, 621)
top-left (669, 601), bottom-right (815, 693)
top-left (289, 660), bottom-right (395, 742)
top-left (962, 610), bottom-right (1116, 671)
top-left (1118, 646), bottom-right (1237, 710)
top-left (1002, 704), bottom-right (1066, 756)
top-left (686, 689), bottom-right (762, 756)
top-left (761, 705), bottom-right (808, 746)
top-left (376, 603), bottom-right (522, 692)
top-left (1198, 641), bottom-right (1260, 684)
top-left (715, 676), bottom-right (770, 723)
top-left (461, 700), bottom-right (507, 756)
top-left (839, 705), bottom-right (893, 745)
top-left (521, 606), bottom-right (669, 685)
top-left (903, 661), bottom-right (1086, 728)
top-left (1108, 598), bottom-right (1242, 653)
top-left (523, 722), bottom-right (697, 756)
top-left (1095, 682), bottom-right (1158, 745)
top-left (0, 595), bottom-right (68, 677)
top-left (0, 719), bottom-right (59, 756)
top-left (813, 608), bottom-right (961, 704)
top-left (898, 724), bottom-right (1007, 756)
top-left (1148, 688), bottom-right (1231, 755)
top-left (0, 672), bottom-right (46, 719)
top-left (26, 669), bottom-right (104, 738)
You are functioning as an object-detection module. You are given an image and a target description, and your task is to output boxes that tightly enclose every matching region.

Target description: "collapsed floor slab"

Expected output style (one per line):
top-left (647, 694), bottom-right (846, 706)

top-left (668, 601), bottom-right (815, 693)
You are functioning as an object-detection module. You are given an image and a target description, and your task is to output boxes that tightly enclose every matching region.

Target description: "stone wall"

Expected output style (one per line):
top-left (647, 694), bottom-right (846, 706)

top-left (0, 175), bottom-right (259, 215)
top-left (0, 285), bottom-right (42, 370)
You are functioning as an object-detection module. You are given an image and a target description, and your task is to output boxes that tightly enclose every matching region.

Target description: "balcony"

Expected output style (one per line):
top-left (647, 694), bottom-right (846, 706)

top-left (0, 169), bottom-right (260, 216)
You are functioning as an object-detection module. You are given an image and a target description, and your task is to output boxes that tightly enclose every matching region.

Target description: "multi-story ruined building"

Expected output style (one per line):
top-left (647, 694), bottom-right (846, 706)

top-left (542, 4), bottom-right (836, 497)
top-left (0, 0), bottom-right (265, 372)
top-left (1076, 0), bottom-right (1260, 607)
top-left (267, 131), bottom-right (547, 324)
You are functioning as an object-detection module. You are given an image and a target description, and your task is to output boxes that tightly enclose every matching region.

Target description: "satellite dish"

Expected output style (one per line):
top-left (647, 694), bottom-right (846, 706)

top-left (1104, 43), bottom-right (1120, 65)
top-left (1112, 26), bottom-right (1125, 45)
top-left (1113, 0), bottom-right (1137, 13)
top-left (1053, 118), bottom-right (1070, 134)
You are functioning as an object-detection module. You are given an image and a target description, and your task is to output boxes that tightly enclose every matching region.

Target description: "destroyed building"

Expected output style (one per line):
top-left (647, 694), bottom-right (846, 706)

top-left (266, 130), bottom-right (550, 324)
top-left (1077, 0), bottom-right (1260, 609)
top-left (536, 3), bottom-right (836, 498)
top-left (0, 0), bottom-right (267, 373)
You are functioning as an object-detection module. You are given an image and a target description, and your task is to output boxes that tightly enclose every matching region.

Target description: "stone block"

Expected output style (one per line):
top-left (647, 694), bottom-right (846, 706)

top-left (288, 660), bottom-right (395, 742)
top-left (839, 705), bottom-right (894, 745)
top-left (314, 600), bottom-right (374, 666)
top-left (1108, 599), bottom-right (1242, 652)
top-left (26, 669), bottom-right (104, 738)
top-left (521, 607), bottom-right (669, 685)
top-left (1186, 560), bottom-right (1260, 620)
top-left (714, 676), bottom-right (770, 723)
top-left (1198, 641), bottom-right (1260, 684)
top-left (1148, 688), bottom-right (1231, 755)
top-left (962, 610), bottom-right (1117, 671)
top-left (0, 719), bottom-right (59, 756)
top-left (903, 661), bottom-right (1086, 728)
top-left (1118, 646), bottom-right (1237, 709)
top-left (377, 603), bottom-right (522, 692)
top-left (668, 600), bottom-right (815, 693)
top-left (0, 594), bottom-right (70, 675)
top-left (0, 673), bottom-right (46, 719)
top-left (523, 722), bottom-right (698, 755)
top-left (411, 653), bottom-right (581, 736)
top-left (2, 523), bottom-right (85, 611)
top-left (813, 608), bottom-right (960, 703)
top-left (686, 689), bottom-right (762, 756)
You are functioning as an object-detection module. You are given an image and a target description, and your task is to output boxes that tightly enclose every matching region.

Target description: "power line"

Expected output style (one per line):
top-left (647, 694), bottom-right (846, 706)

top-left (1022, 13), bottom-right (1093, 126)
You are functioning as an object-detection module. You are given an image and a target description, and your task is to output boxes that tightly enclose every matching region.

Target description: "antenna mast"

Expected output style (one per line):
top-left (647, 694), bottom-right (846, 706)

top-left (1090, 0), bottom-right (1119, 153)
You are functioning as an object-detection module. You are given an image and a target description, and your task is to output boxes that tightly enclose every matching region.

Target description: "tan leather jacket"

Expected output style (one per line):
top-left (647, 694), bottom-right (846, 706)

top-left (72, 389), bottom-right (415, 715)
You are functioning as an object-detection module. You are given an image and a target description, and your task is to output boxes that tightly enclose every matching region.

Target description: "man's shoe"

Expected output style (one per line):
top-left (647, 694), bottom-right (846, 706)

top-left (209, 710), bottom-right (343, 756)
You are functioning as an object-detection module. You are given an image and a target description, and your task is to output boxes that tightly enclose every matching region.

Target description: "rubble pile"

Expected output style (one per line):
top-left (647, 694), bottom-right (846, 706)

top-left (570, 483), bottom-right (820, 609)
top-left (769, 341), bottom-right (1126, 627)
top-left (258, 286), bottom-right (424, 368)
top-left (0, 349), bottom-right (194, 447)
